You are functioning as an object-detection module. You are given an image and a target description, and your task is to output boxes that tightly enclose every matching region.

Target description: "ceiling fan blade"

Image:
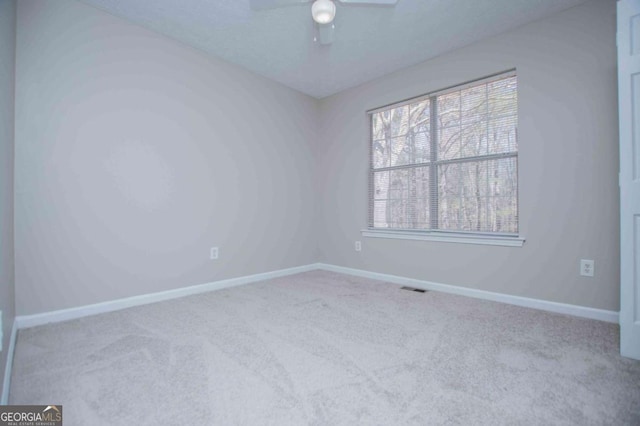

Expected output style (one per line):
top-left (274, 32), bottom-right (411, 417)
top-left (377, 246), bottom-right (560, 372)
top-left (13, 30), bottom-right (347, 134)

top-left (250, 0), bottom-right (311, 11)
top-left (338, 0), bottom-right (398, 5)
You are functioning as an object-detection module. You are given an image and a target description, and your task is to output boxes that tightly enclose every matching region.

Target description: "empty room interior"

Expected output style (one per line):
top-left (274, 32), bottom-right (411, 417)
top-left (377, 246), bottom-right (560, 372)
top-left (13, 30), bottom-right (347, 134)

top-left (1, 0), bottom-right (640, 424)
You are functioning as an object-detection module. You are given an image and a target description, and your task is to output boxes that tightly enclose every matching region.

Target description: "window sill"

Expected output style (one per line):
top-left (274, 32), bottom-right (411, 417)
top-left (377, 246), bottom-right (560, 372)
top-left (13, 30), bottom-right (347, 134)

top-left (361, 229), bottom-right (525, 247)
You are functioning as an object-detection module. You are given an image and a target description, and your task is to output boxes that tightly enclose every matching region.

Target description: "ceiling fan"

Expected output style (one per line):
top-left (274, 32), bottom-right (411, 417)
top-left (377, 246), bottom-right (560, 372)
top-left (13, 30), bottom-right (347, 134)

top-left (250, 0), bottom-right (398, 45)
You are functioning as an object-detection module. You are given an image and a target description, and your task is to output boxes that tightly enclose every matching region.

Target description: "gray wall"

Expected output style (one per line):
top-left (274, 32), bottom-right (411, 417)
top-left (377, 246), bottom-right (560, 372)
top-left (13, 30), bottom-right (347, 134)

top-left (14, 0), bottom-right (318, 315)
top-left (317, 0), bottom-right (620, 311)
top-left (0, 0), bottom-right (16, 393)
top-left (10, 0), bottom-right (620, 317)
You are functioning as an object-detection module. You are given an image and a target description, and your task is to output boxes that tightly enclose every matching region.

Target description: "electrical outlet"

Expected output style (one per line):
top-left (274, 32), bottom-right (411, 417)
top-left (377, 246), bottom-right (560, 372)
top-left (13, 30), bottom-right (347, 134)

top-left (210, 247), bottom-right (219, 260)
top-left (580, 259), bottom-right (594, 277)
top-left (355, 241), bottom-right (362, 252)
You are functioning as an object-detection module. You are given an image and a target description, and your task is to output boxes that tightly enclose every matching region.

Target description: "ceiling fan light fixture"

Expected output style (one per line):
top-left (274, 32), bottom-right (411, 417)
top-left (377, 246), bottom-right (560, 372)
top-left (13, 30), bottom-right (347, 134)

top-left (311, 0), bottom-right (336, 25)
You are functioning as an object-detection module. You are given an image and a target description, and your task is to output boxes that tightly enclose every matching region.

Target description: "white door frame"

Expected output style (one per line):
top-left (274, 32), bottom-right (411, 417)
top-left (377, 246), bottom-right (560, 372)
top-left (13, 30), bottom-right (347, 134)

top-left (619, 0), bottom-right (640, 360)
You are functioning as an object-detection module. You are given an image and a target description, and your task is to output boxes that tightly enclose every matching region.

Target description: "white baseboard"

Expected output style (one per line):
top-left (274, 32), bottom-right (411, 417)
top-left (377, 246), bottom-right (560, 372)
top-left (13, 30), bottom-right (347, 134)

top-left (1, 319), bottom-right (18, 405)
top-left (317, 263), bottom-right (619, 324)
top-left (13, 261), bottom-right (619, 330)
top-left (2, 261), bottom-right (618, 402)
top-left (15, 263), bottom-right (320, 330)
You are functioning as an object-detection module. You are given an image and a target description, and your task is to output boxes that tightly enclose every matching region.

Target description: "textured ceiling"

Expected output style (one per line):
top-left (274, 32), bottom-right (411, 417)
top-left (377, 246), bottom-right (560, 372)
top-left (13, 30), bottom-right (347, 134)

top-left (79, 0), bottom-right (589, 98)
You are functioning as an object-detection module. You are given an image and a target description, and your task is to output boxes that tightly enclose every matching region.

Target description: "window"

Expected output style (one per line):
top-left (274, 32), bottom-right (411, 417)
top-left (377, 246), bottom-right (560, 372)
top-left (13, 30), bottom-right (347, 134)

top-left (367, 71), bottom-right (520, 245)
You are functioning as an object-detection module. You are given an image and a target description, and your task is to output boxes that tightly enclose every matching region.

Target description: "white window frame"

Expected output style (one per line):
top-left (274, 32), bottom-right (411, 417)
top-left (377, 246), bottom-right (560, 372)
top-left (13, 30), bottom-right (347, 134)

top-left (363, 70), bottom-right (524, 247)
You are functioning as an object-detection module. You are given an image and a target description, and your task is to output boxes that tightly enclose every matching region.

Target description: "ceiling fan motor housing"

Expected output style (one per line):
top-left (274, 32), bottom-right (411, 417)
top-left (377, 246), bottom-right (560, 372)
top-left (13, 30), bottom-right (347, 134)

top-left (311, 0), bottom-right (336, 24)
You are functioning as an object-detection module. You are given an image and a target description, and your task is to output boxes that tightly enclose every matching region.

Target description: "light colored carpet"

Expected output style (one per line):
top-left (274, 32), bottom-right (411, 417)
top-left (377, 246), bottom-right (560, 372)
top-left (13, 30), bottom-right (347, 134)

top-left (9, 270), bottom-right (640, 425)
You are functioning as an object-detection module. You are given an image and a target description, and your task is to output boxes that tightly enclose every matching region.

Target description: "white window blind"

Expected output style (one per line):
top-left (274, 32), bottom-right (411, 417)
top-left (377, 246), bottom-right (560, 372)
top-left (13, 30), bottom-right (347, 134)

top-left (368, 71), bottom-right (518, 236)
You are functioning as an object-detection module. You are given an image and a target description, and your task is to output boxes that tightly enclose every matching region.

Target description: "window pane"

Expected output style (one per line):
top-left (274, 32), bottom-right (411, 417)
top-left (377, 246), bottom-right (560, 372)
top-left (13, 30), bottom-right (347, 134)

top-left (438, 124), bottom-right (461, 160)
top-left (390, 132), bottom-right (430, 167)
top-left (437, 92), bottom-right (460, 129)
top-left (409, 100), bottom-right (430, 133)
top-left (373, 169), bottom-right (408, 228)
top-left (373, 200), bottom-right (390, 228)
top-left (372, 106), bottom-right (409, 140)
top-left (438, 158), bottom-right (517, 233)
top-left (438, 75), bottom-right (517, 161)
top-left (386, 168), bottom-right (409, 228)
top-left (409, 166), bottom-right (430, 229)
top-left (488, 77), bottom-right (517, 117)
top-left (460, 84), bottom-right (487, 125)
top-left (438, 161), bottom-right (488, 232)
top-left (390, 106), bottom-right (410, 137)
top-left (373, 167), bottom-right (430, 229)
top-left (373, 171), bottom-right (390, 200)
top-left (412, 131), bottom-right (431, 164)
top-left (372, 112), bottom-right (385, 140)
top-left (372, 138), bottom-right (390, 169)
top-left (389, 169), bottom-right (408, 201)
top-left (488, 76), bottom-right (518, 155)
top-left (372, 170), bottom-right (393, 228)
top-left (389, 136), bottom-right (407, 167)
top-left (372, 108), bottom-right (409, 140)
top-left (487, 114), bottom-right (517, 155)
top-left (373, 100), bottom-right (431, 169)
top-left (369, 72), bottom-right (518, 236)
top-left (459, 120), bottom-right (488, 158)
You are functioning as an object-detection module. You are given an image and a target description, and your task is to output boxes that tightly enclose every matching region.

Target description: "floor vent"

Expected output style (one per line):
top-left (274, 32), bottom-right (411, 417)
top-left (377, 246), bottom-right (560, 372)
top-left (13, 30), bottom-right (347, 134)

top-left (400, 286), bottom-right (427, 293)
